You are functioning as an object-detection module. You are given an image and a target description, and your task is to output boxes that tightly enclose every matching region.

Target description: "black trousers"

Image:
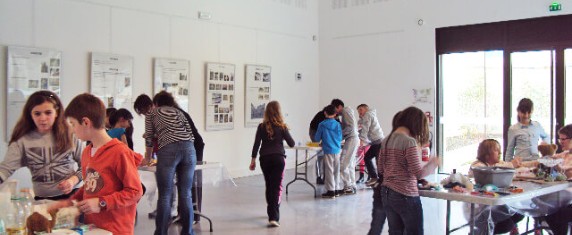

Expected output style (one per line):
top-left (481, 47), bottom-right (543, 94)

top-left (365, 143), bottom-right (382, 179)
top-left (545, 204), bottom-right (572, 235)
top-left (260, 154), bottom-right (286, 222)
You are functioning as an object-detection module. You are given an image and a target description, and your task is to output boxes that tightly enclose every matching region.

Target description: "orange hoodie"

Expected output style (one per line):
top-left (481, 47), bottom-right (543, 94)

top-left (71, 138), bottom-right (143, 235)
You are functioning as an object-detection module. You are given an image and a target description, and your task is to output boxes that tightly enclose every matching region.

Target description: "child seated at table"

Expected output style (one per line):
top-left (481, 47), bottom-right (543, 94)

top-left (467, 139), bottom-right (525, 235)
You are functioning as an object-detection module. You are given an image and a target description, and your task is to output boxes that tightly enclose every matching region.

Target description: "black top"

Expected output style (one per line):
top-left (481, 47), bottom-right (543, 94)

top-left (309, 110), bottom-right (326, 132)
top-left (176, 107), bottom-right (205, 160)
top-left (251, 123), bottom-right (295, 158)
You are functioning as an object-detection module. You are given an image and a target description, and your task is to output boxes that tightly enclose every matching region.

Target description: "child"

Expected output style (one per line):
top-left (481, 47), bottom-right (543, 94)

top-left (51, 93), bottom-right (143, 235)
top-left (340, 106), bottom-right (359, 194)
top-left (0, 90), bottom-right (83, 200)
top-left (468, 139), bottom-right (525, 235)
top-left (250, 101), bottom-right (295, 227)
top-left (378, 106), bottom-right (439, 234)
top-left (505, 98), bottom-right (549, 162)
top-left (107, 108), bottom-right (134, 147)
top-left (314, 105), bottom-right (343, 198)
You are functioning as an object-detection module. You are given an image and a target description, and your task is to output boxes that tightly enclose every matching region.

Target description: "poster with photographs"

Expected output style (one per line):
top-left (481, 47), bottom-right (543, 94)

top-left (6, 46), bottom-right (62, 139)
top-left (245, 65), bottom-right (271, 127)
top-left (205, 63), bottom-right (235, 131)
top-left (90, 53), bottom-right (133, 109)
top-left (154, 58), bottom-right (190, 111)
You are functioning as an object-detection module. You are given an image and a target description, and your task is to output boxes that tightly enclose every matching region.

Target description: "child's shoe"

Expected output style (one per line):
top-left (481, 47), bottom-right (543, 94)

top-left (268, 220), bottom-right (280, 227)
top-left (321, 191), bottom-right (336, 199)
top-left (335, 190), bottom-right (344, 197)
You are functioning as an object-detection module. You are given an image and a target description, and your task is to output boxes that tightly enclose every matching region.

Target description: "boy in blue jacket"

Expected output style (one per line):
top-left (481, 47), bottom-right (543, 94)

top-left (314, 105), bottom-right (343, 198)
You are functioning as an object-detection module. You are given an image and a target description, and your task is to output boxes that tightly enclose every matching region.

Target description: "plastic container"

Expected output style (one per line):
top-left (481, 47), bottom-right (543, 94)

top-left (471, 166), bottom-right (515, 188)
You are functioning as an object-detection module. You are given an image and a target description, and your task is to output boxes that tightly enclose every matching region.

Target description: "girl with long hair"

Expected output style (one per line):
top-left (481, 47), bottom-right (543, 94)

top-left (377, 107), bottom-right (439, 234)
top-left (0, 90), bottom-right (83, 200)
top-left (249, 101), bottom-right (295, 227)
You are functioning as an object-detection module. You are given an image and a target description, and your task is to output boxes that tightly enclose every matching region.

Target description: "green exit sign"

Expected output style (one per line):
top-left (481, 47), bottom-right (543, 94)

top-left (549, 2), bottom-right (562, 11)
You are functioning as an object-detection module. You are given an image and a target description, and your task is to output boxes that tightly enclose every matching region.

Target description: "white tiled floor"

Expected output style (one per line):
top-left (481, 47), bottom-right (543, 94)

top-left (135, 169), bottom-right (481, 235)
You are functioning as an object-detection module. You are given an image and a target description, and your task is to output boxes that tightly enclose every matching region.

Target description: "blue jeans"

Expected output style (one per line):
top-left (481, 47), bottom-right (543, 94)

top-left (154, 141), bottom-right (196, 235)
top-left (381, 186), bottom-right (423, 235)
top-left (368, 182), bottom-right (387, 235)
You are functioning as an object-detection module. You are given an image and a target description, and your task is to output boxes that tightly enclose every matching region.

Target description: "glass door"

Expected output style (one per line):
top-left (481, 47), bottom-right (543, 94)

top-left (509, 50), bottom-right (554, 144)
top-left (439, 51), bottom-right (503, 174)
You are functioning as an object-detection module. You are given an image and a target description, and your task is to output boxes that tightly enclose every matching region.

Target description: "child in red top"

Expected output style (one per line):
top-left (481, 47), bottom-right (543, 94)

top-left (51, 93), bottom-right (143, 235)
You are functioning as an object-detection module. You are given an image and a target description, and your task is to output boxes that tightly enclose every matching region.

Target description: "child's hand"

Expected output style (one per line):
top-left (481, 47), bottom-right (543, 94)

top-left (249, 159), bottom-right (256, 171)
top-left (77, 198), bottom-right (101, 214)
top-left (57, 176), bottom-right (77, 194)
top-left (511, 157), bottom-right (522, 168)
top-left (47, 200), bottom-right (73, 214)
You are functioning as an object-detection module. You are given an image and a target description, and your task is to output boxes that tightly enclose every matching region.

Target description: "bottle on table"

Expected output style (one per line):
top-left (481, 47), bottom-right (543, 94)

top-left (6, 194), bottom-right (26, 235)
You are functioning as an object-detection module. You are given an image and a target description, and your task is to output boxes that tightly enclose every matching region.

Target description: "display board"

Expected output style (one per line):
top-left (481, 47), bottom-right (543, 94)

top-left (205, 63), bottom-right (235, 131)
top-left (6, 46), bottom-right (62, 139)
top-left (90, 53), bottom-right (133, 108)
top-left (153, 58), bottom-right (190, 111)
top-left (244, 65), bottom-right (271, 127)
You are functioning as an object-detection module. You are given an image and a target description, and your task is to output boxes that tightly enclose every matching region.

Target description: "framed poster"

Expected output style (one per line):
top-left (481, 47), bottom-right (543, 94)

top-left (90, 53), bottom-right (133, 109)
top-left (205, 63), bottom-right (235, 131)
top-left (245, 65), bottom-right (271, 127)
top-left (6, 46), bottom-right (62, 139)
top-left (154, 58), bottom-right (190, 111)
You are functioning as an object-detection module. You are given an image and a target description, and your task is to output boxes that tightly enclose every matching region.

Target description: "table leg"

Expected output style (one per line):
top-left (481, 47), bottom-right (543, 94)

top-left (446, 200), bottom-right (451, 235)
top-left (285, 149), bottom-right (300, 195)
top-left (470, 203), bottom-right (475, 235)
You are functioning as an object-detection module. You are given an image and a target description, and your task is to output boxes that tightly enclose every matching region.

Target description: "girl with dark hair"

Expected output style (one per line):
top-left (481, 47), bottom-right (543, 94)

top-left (542, 124), bottom-right (572, 235)
top-left (145, 91), bottom-right (196, 235)
top-left (250, 101), bottom-right (295, 227)
top-left (505, 98), bottom-right (549, 161)
top-left (377, 106), bottom-right (439, 234)
top-left (0, 90), bottom-right (83, 200)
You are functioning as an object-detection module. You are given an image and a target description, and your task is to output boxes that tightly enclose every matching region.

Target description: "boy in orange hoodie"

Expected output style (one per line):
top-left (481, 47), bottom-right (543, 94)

top-left (50, 93), bottom-right (143, 235)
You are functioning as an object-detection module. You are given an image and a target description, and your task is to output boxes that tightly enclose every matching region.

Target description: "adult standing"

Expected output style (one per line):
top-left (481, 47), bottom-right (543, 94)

top-left (339, 106), bottom-right (359, 194)
top-left (378, 106), bottom-right (439, 234)
top-left (505, 98), bottom-right (549, 161)
top-left (309, 99), bottom-right (344, 184)
top-left (144, 91), bottom-right (196, 235)
top-left (250, 101), bottom-right (295, 227)
top-left (357, 104), bottom-right (385, 186)
top-left (0, 90), bottom-right (83, 200)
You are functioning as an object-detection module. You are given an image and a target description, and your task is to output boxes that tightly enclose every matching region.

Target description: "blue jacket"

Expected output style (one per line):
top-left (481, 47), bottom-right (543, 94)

top-left (314, 118), bottom-right (342, 154)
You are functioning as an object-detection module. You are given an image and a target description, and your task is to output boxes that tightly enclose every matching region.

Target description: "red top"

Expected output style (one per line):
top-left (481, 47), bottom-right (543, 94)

top-left (71, 138), bottom-right (143, 235)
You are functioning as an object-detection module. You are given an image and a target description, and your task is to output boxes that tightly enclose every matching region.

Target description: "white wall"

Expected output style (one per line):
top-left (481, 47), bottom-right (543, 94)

top-left (319, 0), bottom-right (572, 134)
top-left (0, 0), bottom-right (320, 187)
top-left (319, 0), bottom-right (571, 233)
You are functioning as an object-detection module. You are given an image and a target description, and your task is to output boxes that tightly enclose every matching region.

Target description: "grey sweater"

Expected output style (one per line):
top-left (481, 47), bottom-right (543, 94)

top-left (0, 131), bottom-right (83, 197)
top-left (358, 109), bottom-right (385, 145)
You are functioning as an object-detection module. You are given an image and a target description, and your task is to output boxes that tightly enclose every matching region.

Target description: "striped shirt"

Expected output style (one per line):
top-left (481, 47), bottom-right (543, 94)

top-left (145, 106), bottom-right (194, 150)
top-left (378, 132), bottom-right (423, 197)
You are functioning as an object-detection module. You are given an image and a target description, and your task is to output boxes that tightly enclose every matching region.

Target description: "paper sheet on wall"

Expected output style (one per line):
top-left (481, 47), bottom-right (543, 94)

top-left (6, 46), bottom-right (62, 140)
top-left (245, 65), bottom-right (271, 127)
top-left (153, 58), bottom-right (190, 111)
top-left (205, 63), bottom-right (235, 131)
top-left (90, 53), bottom-right (133, 109)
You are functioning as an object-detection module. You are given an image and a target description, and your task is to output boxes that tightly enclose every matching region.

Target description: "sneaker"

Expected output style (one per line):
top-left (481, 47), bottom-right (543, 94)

top-left (344, 187), bottom-right (356, 195)
top-left (356, 175), bottom-right (365, 184)
top-left (321, 191), bottom-right (336, 199)
top-left (316, 177), bottom-right (324, 185)
top-left (268, 220), bottom-right (280, 227)
top-left (365, 178), bottom-right (378, 186)
top-left (148, 210), bottom-right (157, 218)
top-left (335, 190), bottom-right (344, 197)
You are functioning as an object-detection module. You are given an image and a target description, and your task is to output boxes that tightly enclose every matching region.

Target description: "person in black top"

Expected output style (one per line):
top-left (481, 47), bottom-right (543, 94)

top-left (250, 101), bottom-right (295, 227)
top-left (309, 99), bottom-right (344, 184)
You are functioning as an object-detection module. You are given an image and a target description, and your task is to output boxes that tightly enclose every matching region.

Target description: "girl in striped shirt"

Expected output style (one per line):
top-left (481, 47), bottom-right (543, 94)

top-left (377, 107), bottom-right (439, 235)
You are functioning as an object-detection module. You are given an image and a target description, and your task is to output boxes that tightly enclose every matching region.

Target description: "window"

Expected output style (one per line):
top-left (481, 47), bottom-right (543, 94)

top-left (439, 51), bottom-right (503, 173)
